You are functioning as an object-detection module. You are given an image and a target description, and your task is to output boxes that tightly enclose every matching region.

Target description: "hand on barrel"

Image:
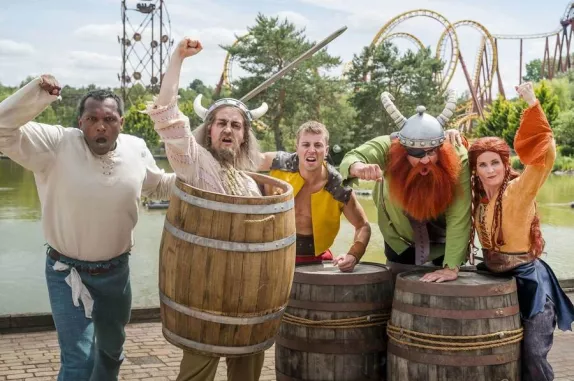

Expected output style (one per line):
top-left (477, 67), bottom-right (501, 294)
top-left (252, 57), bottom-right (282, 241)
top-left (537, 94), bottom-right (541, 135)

top-left (349, 162), bottom-right (383, 182)
top-left (332, 254), bottom-right (357, 272)
top-left (39, 74), bottom-right (61, 96)
top-left (419, 267), bottom-right (459, 283)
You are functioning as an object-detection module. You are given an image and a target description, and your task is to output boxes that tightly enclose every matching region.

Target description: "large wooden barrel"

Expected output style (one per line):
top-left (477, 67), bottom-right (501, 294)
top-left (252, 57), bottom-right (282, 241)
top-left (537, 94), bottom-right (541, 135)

top-left (387, 270), bottom-right (522, 380)
top-left (159, 174), bottom-right (296, 357)
top-left (275, 262), bottom-right (394, 381)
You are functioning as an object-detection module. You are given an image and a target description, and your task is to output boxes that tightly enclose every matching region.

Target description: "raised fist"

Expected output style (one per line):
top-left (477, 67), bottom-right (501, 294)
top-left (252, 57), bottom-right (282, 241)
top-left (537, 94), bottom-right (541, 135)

top-left (349, 162), bottom-right (383, 182)
top-left (176, 38), bottom-right (203, 59)
top-left (515, 82), bottom-right (537, 106)
top-left (39, 74), bottom-right (61, 96)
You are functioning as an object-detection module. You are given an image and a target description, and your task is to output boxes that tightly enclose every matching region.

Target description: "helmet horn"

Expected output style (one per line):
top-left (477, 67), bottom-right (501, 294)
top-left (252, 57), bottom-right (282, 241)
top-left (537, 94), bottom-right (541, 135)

top-left (380, 92), bottom-right (407, 129)
top-left (193, 94), bottom-right (208, 120)
top-left (436, 89), bottom-right (456, 127)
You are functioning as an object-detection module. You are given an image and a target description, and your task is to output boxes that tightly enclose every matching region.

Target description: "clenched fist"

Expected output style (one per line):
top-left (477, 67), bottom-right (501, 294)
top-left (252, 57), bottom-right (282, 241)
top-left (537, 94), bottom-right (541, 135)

top-left (349, 162), bottom-right (383, 182)
top-left (176, 38), bottom-right (203, 60)
top-left (39, 74), bottom-right (61, 96)
top-left (515, 82), bottom-right (537, 106)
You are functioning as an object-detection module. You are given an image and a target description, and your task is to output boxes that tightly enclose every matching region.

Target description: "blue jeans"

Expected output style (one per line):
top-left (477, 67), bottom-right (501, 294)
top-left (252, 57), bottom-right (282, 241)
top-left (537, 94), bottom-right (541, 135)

top-left (45, 254), bottom-right (132, 381)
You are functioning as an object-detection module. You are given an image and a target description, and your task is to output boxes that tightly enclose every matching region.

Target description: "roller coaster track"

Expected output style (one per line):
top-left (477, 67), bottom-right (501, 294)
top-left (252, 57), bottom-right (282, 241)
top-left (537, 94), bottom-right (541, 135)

top-left (371, 9), bottom-right (459, 90)
top-left (493, 0), bottom-right (574, 39)
top-left (383, 32), bottom-right (426, 51)
top-left (436, 20), bottom-right (498, 100)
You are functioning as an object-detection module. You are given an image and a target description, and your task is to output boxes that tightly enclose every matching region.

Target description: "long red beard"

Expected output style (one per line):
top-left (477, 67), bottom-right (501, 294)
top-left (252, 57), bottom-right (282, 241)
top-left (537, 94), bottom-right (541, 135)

top-left (387, 141), bottom-right (461, 221)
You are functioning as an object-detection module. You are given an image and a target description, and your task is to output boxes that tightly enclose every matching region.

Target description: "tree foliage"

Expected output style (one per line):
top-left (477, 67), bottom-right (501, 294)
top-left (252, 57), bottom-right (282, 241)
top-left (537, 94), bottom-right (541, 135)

top-left (223, 13), bottom-right (342, 151)
top-left (475, 80), bottom-right (560, 148)
top-left (345, 42), bottom-right (445, 142)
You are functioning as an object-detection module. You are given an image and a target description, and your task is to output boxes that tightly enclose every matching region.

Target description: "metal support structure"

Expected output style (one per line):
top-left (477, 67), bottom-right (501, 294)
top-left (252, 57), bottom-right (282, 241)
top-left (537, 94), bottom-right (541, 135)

top-left (118, 0), bottom-right (173, 105)
top-left (519, 39), bottom-right (523, 84)
top-left (458, 51), bottom-right (484, 120)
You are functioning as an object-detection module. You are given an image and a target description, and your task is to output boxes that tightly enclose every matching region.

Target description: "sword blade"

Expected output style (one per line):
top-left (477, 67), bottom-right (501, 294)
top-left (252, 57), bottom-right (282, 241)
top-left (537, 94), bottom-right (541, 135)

top-left (240, 26), bottom-right (347, 103)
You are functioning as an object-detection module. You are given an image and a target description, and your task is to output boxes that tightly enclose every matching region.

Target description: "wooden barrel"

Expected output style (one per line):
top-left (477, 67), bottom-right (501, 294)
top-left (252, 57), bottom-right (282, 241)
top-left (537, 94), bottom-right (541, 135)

top-left (159, 174), bottom-right (296, 357)
top-left (275, 262), bottom-right (394, 381)
top-left (387, 270), bottom-right (522, 381)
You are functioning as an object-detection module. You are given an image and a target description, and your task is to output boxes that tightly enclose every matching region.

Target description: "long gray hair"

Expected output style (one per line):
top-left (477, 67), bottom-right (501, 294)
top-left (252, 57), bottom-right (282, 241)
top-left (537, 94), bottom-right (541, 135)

top-left (192, 104), bottom-right (261, 171)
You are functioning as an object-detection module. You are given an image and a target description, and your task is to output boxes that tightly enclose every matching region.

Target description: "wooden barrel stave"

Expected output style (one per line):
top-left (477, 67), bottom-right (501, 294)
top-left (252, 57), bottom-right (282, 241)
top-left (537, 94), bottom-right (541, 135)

top-left (276, 263), bottom-right (393, 381)
top-left (387, 270), bottom-right (522, 381)
top-left (160, 174), bottom-right (296, 357)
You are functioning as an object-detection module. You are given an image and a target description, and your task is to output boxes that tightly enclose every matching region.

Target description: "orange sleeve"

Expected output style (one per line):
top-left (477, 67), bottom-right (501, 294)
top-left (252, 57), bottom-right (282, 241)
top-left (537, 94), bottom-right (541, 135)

top-left (513, 101), bottom-right (552, 165)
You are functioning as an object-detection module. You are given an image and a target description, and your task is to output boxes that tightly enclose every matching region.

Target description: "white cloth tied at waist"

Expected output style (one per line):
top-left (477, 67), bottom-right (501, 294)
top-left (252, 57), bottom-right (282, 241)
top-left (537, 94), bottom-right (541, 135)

top-left (53, 261), bottom-right (94, 318)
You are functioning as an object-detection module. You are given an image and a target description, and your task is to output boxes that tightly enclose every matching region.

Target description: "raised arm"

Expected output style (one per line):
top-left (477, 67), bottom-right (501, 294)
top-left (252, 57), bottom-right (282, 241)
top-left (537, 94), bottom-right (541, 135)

top-left (0, 75), bottom-right (65, 173)
top-left (144, 38), bottom-right (204, 182)
top-left (510, 82), bottom-right (556, 200)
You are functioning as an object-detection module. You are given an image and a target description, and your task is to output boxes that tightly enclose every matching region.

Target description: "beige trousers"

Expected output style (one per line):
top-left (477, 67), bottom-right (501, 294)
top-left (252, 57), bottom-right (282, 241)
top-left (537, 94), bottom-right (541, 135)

top-left (176, 350), bottom-right (265, 381)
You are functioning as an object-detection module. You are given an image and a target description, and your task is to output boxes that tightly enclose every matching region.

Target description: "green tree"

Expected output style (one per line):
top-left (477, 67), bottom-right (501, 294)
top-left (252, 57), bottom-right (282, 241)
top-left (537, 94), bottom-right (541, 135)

top-left (475, 95), bottom-right (513, 139)
top-left (36, 105), bottom-right (59, 125)
top-left (553, 110), bottom-right (574, 155)
top-left (523, 59), bottom-right (542, 82)
top-left (223, 13), bottom-right (342, 151)
top-left (123, 103), bottom-right (160, 149)
top-left (548, 77), bottom-right (572, 111)
top-left (346, 42), bottom-right (445, 142)
top-left (476, 80), bottom-right (560, 147)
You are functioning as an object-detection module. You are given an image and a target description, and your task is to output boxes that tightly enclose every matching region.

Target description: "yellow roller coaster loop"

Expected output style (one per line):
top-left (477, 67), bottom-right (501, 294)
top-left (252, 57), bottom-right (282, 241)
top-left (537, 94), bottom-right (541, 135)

top-left (383, 32), bottom-right (426, 51)
top-left (453, 112), bottom-right (479, 132)
top-left (436, 20), bottom-right (498, 102)
top-left (221, 34), bottom-right (251, 89)
top-left (371, 9), bottom-right (460, 90)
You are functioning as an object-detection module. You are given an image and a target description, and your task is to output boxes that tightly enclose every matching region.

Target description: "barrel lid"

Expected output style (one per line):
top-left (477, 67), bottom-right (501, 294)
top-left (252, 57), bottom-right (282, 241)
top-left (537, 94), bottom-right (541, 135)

top-left (293, 262), bottom-right (391, 285)
top-left (397, 270), bottom-right (517, 296)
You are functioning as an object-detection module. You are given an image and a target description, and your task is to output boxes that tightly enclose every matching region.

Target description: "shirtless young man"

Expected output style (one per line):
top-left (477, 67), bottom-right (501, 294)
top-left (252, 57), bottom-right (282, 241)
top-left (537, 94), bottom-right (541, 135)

top-left (259, 121), bottom-right (371, 271)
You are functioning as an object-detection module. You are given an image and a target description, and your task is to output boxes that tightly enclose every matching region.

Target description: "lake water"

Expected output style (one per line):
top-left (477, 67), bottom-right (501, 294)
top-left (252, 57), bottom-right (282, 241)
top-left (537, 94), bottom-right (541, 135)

top-left (1, 158), bottom-right (573, 314)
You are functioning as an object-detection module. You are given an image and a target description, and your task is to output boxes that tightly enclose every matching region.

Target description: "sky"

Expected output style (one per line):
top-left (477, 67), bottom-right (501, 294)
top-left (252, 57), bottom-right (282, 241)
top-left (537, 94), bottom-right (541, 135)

top-left (0, 0), bottom-right (572, 99)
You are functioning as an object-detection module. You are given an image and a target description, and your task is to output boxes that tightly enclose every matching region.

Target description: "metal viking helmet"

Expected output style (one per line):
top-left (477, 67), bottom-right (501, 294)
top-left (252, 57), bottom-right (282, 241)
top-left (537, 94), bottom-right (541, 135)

top-left (193, 94), bottom-right (268, 122)
top-left (380, 90), bottom-right (456, 148)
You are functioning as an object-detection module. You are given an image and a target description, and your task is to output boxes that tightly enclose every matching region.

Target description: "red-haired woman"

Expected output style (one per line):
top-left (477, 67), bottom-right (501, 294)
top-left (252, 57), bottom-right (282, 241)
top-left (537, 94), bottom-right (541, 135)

top-left (468, 82), bottom-right (574, 381)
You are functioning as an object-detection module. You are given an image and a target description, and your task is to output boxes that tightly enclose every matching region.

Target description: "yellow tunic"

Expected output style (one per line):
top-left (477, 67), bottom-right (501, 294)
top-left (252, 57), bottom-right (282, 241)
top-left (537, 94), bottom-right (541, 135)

top-left (476, 102), bottom-right (555, 254)
top-left (268, 152), bottom-right (352, 256)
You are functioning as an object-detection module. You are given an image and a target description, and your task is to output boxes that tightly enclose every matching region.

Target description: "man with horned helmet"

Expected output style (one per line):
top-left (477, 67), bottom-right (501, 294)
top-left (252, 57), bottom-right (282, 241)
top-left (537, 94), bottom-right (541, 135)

top-left (258, 121), bottom-right (371, 270)
top-left (144, 38), bottom-right (269, 381)
top-left (340, 91), bottom-right (472, 283)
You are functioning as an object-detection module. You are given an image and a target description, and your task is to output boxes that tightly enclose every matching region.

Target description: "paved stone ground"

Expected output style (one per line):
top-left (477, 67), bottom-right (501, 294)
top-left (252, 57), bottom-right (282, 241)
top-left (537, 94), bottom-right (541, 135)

top-left (0, 322), bottom-right (573, 381)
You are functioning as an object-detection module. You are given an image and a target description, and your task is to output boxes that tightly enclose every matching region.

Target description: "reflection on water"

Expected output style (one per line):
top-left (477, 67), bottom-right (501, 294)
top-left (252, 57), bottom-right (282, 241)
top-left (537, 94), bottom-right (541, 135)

top-left (0, 159), bottom-right (573, 314)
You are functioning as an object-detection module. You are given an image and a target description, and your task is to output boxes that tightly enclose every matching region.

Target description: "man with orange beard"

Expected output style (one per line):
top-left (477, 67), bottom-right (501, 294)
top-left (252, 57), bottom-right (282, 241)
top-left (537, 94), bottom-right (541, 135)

top-left (339, 91), bottom-right (471, 283)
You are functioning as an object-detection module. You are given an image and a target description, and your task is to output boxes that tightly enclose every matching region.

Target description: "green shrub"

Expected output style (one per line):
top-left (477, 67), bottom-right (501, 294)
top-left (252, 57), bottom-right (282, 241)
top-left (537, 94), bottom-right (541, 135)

top-left (511, 156), bottom-right (525, 170)
top-left (553, 155), bottom-right (574, 171)
top-left (559, 145), bottom-right (574, 157)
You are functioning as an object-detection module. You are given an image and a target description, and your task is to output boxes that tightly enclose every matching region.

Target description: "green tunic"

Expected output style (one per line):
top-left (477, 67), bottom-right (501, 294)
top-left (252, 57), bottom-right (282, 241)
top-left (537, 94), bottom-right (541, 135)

top-left (339, 136), bottom-right (471, 269)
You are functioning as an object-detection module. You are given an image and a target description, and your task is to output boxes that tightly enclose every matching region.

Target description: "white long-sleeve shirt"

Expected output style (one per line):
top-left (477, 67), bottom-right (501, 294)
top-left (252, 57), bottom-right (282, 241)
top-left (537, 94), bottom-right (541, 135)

top-left (0, 78), bottom-right (175, 261)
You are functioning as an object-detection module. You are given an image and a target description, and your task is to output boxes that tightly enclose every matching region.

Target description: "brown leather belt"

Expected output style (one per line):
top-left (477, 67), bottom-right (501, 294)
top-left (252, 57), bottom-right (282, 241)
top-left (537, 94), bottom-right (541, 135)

top-left (482, 248), bottom-right (535, 273)
top-left (47, 247), bottom-right (116, 275)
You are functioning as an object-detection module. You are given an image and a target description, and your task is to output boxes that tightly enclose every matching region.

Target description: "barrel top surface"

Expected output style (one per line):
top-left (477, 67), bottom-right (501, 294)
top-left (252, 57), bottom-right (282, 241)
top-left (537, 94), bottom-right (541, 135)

top-left (397, 270), bottom-right (517, 296)
top-left (175, 172), bottom-right (293, 203)
top-left (293, 263), bottom-right (391, 285)
top-left (295, 263), bottom-right (385, 276)
top-left (400, 270), bottom-right (512, 285)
